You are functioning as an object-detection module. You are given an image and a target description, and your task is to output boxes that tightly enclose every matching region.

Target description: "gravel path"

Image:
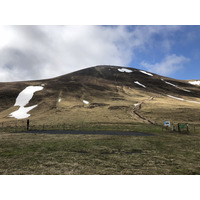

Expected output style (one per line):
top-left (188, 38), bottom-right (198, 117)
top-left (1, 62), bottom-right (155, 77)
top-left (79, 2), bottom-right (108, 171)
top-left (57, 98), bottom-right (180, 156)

top-left (21, 130), bottom-right (155, 136)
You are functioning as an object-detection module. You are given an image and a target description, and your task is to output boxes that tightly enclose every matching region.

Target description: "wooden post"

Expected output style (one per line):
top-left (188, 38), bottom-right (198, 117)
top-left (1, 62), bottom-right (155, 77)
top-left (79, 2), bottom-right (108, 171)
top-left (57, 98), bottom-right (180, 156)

top-left (178, 123), bottom-right (180, 132)
top-left (27, 119), bottom-right (30, 131)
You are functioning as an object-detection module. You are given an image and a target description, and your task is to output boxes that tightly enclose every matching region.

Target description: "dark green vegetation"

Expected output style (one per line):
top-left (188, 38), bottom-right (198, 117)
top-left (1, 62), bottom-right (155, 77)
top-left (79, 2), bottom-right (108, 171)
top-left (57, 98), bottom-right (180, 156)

top-left (0, 131), bottom-right (200, 175)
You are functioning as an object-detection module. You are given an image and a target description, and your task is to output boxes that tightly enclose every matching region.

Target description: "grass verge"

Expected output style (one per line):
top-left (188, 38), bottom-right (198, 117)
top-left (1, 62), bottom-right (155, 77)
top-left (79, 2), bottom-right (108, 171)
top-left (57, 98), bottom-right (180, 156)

top-left (0, 131), bottom-right (200, 175)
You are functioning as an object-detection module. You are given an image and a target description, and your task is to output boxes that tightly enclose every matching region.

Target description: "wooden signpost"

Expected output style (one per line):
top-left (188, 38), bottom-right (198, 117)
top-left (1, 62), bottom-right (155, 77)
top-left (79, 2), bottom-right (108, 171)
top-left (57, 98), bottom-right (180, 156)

top-left (177, 123), bottom-right (189, 133)
top-left (27, 119), bottom-right (30, 131)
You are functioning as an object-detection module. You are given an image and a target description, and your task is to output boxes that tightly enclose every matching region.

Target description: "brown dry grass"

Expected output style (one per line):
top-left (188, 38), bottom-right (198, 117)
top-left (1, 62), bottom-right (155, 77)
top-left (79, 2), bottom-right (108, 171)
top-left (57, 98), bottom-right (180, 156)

top-left (1, 85), bottom-right (200, 131)
top-left (0, 65), bottom-right (200, 131)
top-left (0, 131), bottom-right (200, 175)
top-left (0, 87), bottom-right (150, 127)
top-left (140, 95), bottom-right (200, 125)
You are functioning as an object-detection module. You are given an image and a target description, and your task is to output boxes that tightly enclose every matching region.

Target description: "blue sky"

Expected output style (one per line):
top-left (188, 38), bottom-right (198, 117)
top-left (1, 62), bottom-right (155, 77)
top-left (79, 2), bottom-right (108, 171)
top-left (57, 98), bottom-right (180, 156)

top-left (0, 25), bottom-right (200, 81)
top-left (131, 25), bottom-right (200, 80)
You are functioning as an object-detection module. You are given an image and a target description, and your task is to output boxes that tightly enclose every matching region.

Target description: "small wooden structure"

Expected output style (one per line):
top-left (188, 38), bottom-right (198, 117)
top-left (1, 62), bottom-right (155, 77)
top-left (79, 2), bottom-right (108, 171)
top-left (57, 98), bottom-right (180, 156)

top-left (162, 121), bottom-right (189, 133)
top-left (177, 123), bottom-right (189, 133)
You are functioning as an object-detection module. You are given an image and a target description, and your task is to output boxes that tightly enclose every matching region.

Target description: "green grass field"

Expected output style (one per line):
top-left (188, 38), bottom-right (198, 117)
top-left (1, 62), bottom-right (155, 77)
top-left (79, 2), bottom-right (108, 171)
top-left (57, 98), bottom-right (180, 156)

top-left (0, 130), bottom-right (200, 175)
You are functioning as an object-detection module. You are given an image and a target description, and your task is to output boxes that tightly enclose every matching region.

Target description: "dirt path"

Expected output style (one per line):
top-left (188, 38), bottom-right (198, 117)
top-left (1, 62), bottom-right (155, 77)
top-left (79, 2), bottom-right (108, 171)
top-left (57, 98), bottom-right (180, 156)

top-left (133, 97), bottom-right (155, 124)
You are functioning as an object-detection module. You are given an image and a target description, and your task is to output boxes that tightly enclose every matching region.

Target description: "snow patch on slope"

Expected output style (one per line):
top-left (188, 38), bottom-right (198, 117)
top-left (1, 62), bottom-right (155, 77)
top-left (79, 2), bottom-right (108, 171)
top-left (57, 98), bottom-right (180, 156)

top-left (9, 86), bottom-right (43, 119)
top-left (186, 100), bottom-right (200, 104)
top-left (167, 95), bottom-right (200, 104)
top-left (83, 100), bottom-right (89, 104)
top-left (134, 81), bottom-right (146, 88)
top-left (188, 80), bottom-right (200, 85)
top-left (181, 88), bottom-right (191, 92)
top-left (162, 80), bottom-right (191, 92)
top-left (14, 86), bottom-right (43, 107)
top-left (164, 81), bottom-right (177, 87)
top-left (9, 105), bottom-right (38, 119)
top-left (167, 95), bottom-right (184, 101)
top-left (140, 70), bottom-right (153, 76)
top-left (118, 68), bottom-right (133, 73)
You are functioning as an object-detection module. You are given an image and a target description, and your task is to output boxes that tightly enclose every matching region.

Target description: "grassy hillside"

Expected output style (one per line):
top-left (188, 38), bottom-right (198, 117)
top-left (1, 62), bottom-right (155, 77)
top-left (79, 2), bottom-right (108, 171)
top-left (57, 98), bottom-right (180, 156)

top-left (0, 65), bottom-right (200, 129)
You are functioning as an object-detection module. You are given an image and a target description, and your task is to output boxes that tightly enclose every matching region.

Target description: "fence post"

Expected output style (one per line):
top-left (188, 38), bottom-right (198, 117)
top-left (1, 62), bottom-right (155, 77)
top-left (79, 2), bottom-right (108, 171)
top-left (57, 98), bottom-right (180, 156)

top-left (27, 119), bottom-right (30, 131)
top-left (178, 123), bottom-right (180, 132)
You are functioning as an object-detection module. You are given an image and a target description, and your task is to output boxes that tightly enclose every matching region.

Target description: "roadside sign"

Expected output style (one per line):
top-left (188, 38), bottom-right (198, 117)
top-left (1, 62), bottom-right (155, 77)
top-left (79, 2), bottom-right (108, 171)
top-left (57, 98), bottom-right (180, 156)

top-left (164, 121), bottom-right (170, 127)
top-left (181, 124), bottom-right (185, 128)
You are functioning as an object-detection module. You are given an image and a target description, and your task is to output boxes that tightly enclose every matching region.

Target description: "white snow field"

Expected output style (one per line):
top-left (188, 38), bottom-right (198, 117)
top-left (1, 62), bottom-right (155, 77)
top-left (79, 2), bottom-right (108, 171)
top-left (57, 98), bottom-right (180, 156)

top-left (9, 86), bottom-right (43, 119)
top-left (14, 86), bottom-right (43, 107)
top-left (140, 70), bottom-right (153, 76)
top-left (188, 80), bottom-right (200, 85)
top-left (83, 100), bottom-right (89, 104)
top-left (134, 81), bottom-right (146, 88)
top-left (9, 105), bottom-right (38, 119)
top-left (118, 68), bottom-right (133, 73)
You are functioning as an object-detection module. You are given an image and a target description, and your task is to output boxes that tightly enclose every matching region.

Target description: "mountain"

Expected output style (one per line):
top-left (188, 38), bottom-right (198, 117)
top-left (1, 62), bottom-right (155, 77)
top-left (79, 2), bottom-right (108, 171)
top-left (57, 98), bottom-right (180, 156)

top-left (0, 65), bottom-right (200, 128)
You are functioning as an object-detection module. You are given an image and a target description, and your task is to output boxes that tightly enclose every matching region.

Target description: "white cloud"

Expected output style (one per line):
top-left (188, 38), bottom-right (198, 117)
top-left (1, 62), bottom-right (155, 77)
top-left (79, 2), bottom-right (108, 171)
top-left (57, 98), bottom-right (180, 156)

top-left (141, 54), bottom-right (190, 76)
top-left (0, 25), bottom-right (183, 81)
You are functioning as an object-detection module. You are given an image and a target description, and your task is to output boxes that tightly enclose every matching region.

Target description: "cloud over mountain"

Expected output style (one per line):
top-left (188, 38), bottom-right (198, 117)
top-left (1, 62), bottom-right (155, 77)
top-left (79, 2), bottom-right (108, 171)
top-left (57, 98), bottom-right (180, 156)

top-left (141, 54), bottom-right (190, 76)
top-left (0, 25), bottom-right (185, 81)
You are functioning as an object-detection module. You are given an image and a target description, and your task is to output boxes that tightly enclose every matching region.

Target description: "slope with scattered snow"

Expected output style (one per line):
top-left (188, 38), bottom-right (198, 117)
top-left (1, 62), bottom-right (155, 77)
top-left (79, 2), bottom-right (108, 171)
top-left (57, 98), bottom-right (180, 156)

top-left (162, 80), bottom-right (191, 92)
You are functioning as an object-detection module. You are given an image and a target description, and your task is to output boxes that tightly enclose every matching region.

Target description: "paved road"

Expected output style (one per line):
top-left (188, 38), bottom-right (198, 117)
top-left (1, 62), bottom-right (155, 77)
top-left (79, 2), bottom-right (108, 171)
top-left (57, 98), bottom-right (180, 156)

top-left (21, 130), bottom-right (155, 136)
